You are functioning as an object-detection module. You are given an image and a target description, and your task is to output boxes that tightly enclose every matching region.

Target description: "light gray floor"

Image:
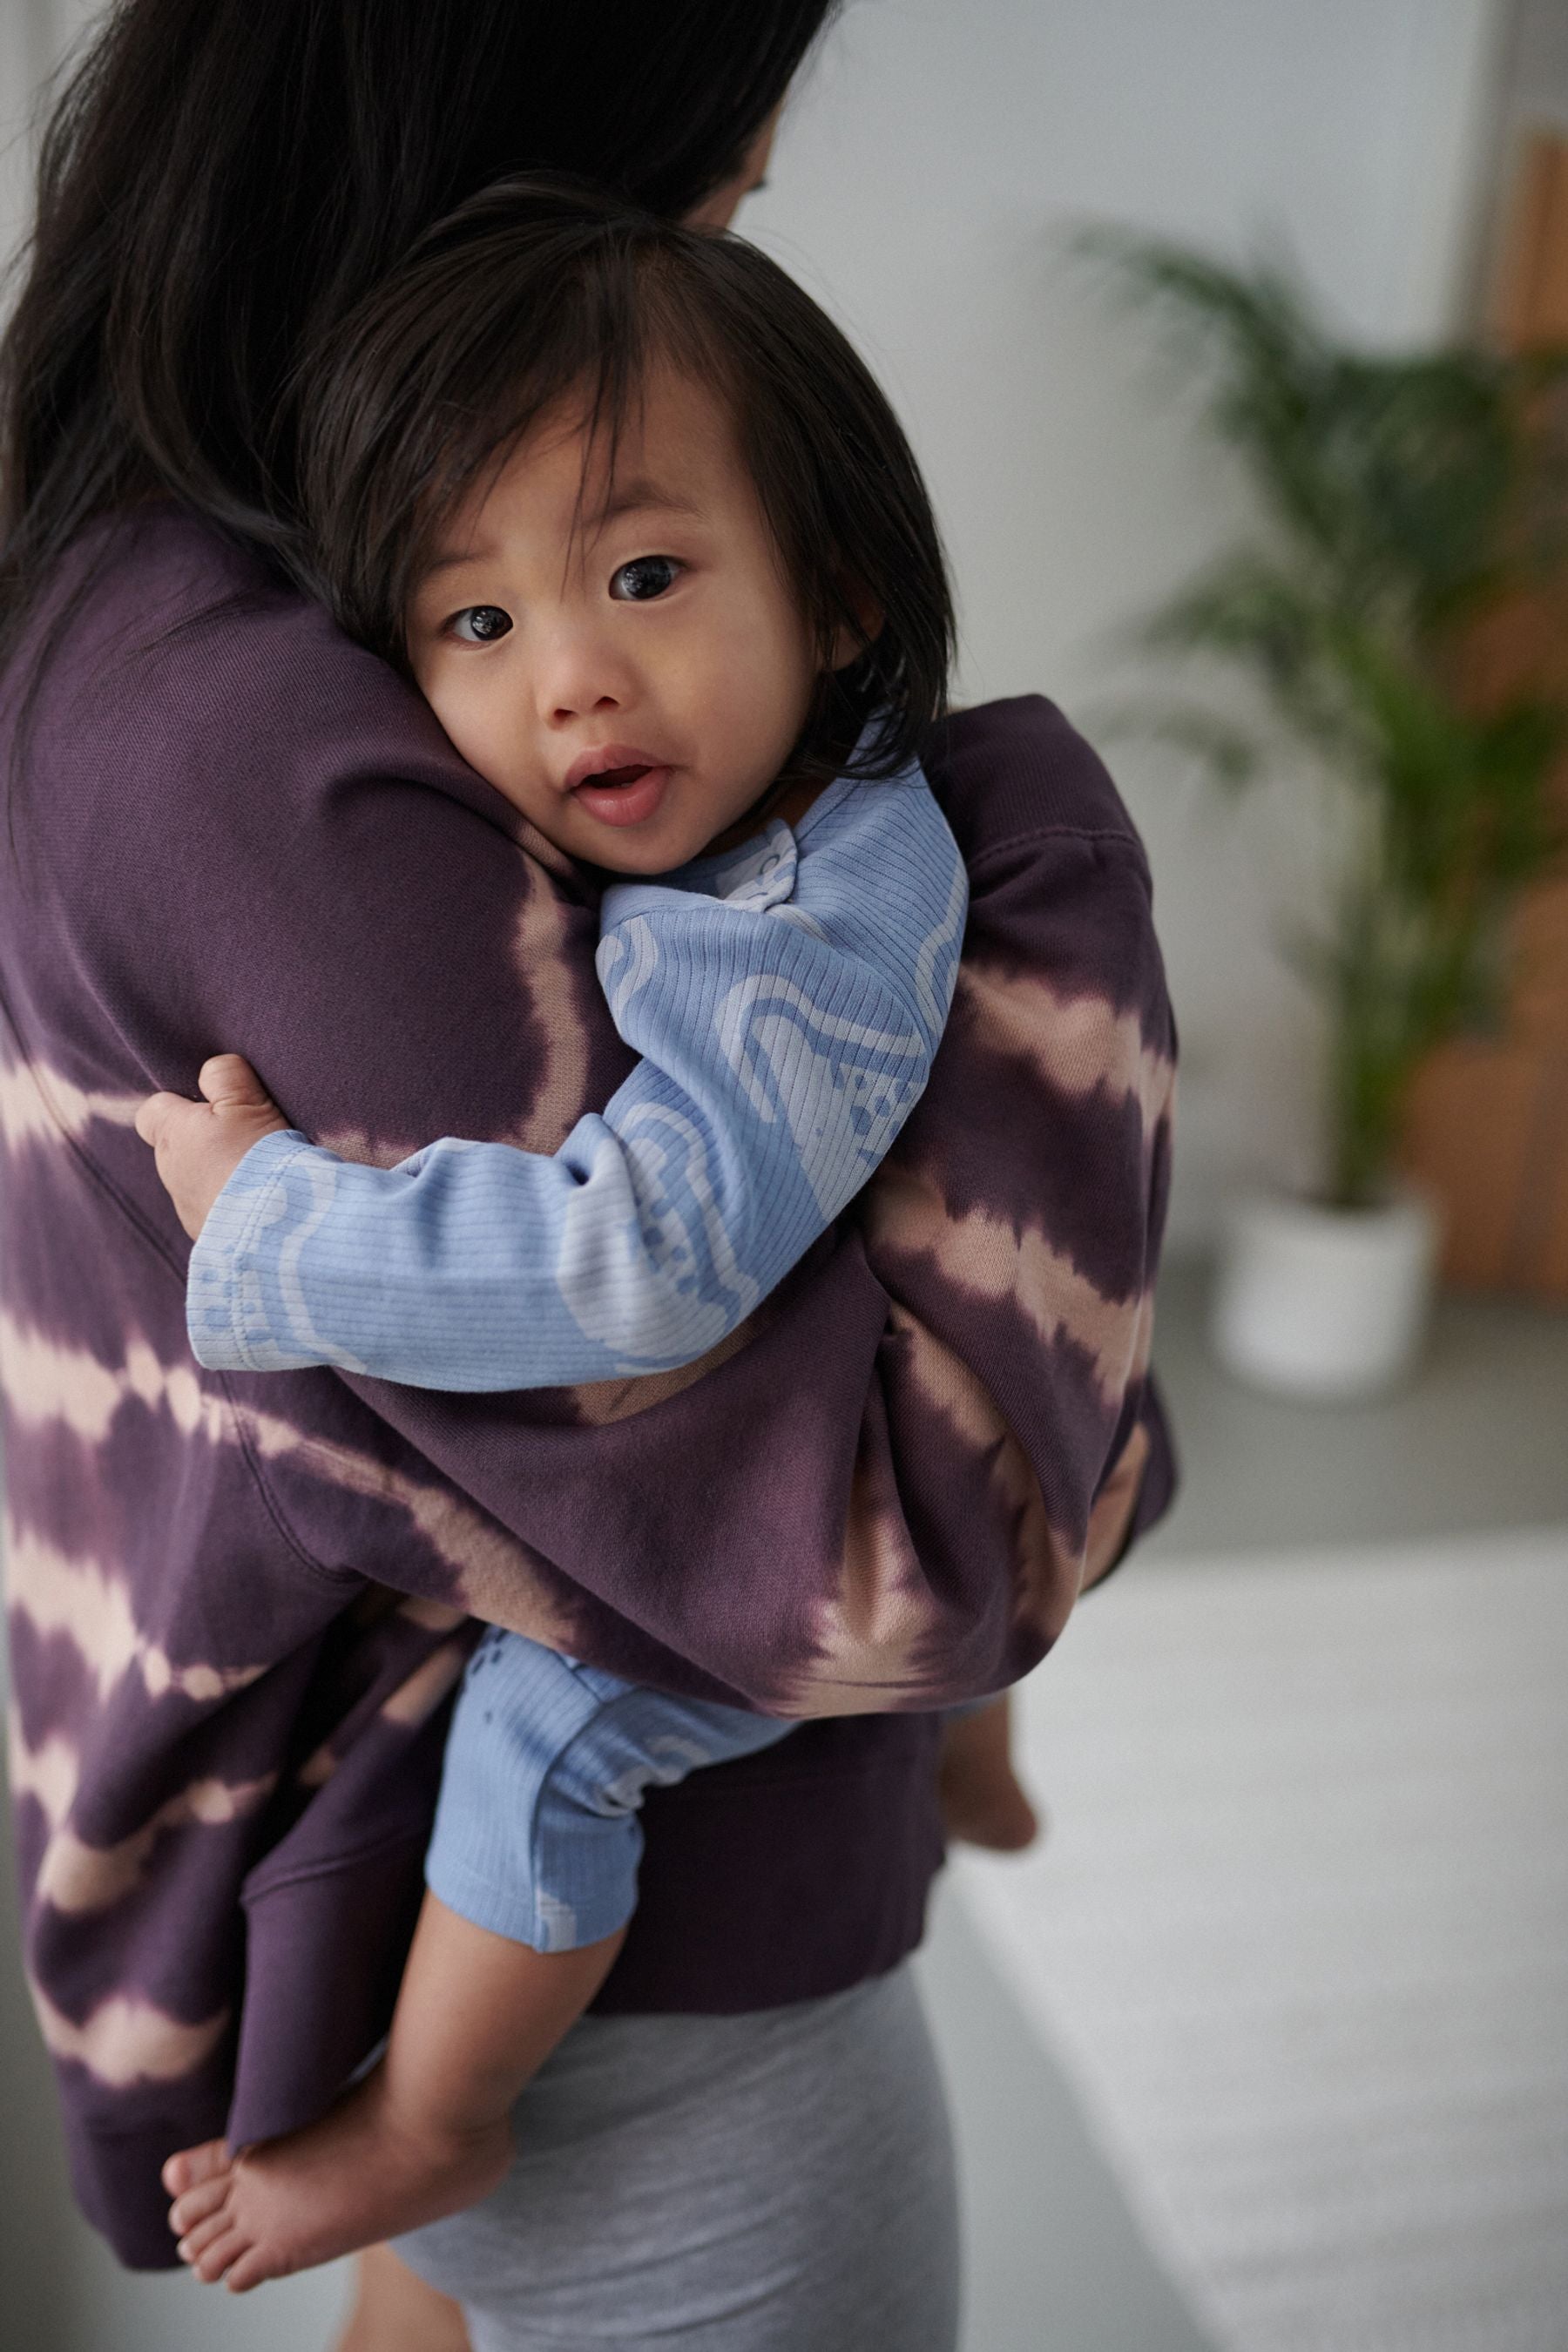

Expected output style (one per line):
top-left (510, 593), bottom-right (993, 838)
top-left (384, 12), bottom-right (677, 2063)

top-left (1139, 1260), bottom-right (1568, 1560)
top-left (5, 1260), bottom-right (1567, 2349)
top-left (917, 1260), bottom-right (1568, 2352)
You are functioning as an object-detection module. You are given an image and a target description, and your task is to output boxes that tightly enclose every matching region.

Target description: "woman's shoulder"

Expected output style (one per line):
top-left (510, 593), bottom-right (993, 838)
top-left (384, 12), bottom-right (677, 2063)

top-left (924, 693), bottom-right (1169, 1031)
top-left (2, 503), bottom-right (612, 1152)
top-left (2, 504), bottom-right (571, 1060)
top-left (28, 502), bottom-right (470, 796)
top-left (51, 500), bottom-right (341, 664)
top-left (924, 693), bottom-right (1152, 876)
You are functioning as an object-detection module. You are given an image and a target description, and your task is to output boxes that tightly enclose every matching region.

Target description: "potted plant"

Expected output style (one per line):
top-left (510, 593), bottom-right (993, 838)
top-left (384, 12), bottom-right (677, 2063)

top-left (1090, 233), bottom-right (1568, 1397)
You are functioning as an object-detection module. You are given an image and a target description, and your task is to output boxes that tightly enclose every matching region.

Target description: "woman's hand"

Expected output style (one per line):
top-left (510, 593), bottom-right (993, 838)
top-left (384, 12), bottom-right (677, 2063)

top-left (135, 1054), bottom-right (292, 1240)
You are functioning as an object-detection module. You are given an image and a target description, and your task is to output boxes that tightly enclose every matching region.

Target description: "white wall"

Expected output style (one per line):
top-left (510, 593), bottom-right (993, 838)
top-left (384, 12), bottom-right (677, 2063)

top-left (750, 0), bottom-right (1509, 1244)
top-left (0, 0), bottom-right (45, 274)
top-left (0, 0), bottom-right (93, 230)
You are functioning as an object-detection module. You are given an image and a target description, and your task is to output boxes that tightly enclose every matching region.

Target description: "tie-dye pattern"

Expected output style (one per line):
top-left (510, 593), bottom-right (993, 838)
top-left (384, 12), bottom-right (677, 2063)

top-left (0, 509), bottom-right (1174, 2265)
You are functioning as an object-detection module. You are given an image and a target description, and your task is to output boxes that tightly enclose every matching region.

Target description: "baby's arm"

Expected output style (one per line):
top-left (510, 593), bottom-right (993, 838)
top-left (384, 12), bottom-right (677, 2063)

top-left (146, 764), bottom-right (967, 1389)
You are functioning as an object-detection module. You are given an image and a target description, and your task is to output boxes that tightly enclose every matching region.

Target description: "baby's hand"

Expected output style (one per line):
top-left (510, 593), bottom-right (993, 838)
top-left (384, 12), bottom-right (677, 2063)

top-left (135, 1055), bottom-right (292, 1240)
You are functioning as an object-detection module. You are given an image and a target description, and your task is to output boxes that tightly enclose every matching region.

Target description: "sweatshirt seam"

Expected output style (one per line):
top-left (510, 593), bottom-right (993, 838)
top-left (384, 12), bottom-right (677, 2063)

top-left (963, 821), bottom-right (1150, 872)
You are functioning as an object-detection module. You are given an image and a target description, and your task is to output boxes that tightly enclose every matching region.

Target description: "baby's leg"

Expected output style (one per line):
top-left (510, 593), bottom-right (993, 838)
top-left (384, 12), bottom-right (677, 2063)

top-left (166, 1631), bottom-right (791, 2291)
top-left (423, 1628), bottom-right (794, 1955)
top-left (165, 1895), bottom-right (625, 2292)
top-left (937, 1693), bottom-right (1040, 1852)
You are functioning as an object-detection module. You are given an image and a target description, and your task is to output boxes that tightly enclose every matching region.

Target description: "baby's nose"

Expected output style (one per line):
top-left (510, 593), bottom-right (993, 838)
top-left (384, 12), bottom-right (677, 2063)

top-left (550, 687), bottom-right (620, 723)
top-left (537, 628), bottom-right (632, 725)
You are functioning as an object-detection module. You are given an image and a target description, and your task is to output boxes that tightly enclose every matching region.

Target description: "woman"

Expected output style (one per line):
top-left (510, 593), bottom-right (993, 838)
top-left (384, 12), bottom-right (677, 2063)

top-left (0, 5), bottom-right (1175, 2347)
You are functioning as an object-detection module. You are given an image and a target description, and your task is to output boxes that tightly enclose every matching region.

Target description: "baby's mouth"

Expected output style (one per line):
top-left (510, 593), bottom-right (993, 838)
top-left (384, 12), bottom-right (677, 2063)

top-left (585, 763), bottom-right (652, 790)
top-left (568, 755), bottom-right (673, 829)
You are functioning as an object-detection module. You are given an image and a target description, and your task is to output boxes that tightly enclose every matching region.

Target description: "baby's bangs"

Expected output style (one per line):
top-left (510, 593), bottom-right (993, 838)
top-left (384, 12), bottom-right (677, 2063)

top-left (392, 240), bottom-right (675, 635)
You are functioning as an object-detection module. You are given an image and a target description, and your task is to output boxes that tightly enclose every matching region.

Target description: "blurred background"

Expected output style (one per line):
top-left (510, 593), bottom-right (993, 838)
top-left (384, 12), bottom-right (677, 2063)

top-left (3, 1), bottom-right (1565, 2347)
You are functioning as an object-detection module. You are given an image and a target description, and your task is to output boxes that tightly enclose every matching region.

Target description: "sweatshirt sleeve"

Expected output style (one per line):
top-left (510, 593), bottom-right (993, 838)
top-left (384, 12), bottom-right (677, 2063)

top-left (184, 768), bottom-right (966, 1390)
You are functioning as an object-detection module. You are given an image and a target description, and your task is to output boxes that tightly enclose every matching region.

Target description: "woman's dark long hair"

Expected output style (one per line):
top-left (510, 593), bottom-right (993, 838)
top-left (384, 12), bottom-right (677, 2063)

top-left (0, 0), bottom-right (837, 670)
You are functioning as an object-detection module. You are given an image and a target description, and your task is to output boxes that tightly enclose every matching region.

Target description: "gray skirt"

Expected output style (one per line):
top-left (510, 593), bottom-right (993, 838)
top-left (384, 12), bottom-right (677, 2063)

top-left (395, 1963), bottom-right (959, 2352)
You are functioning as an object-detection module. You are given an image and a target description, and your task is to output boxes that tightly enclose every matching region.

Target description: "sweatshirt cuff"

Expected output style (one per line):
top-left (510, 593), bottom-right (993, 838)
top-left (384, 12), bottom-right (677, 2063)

top-left (186, 1129), bottom-right (321, 1372)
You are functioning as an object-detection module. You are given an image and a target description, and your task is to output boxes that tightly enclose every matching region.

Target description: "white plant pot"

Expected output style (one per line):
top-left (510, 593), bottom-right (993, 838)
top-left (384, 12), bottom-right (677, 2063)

top-left (1210, 1186), bottom-right (1440, 1402)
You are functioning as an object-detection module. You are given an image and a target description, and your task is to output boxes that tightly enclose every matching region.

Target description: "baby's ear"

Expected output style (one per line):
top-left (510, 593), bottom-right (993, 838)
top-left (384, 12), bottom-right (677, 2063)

top-left (828, 578), bottom-right (882, 672)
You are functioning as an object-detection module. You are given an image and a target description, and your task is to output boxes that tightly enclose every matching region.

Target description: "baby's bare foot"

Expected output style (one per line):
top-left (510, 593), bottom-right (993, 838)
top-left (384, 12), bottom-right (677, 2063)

top-left (163, 2066), bottom-right (512, 2293)
top-left (939, 1752), bottom-right (1042, 1853)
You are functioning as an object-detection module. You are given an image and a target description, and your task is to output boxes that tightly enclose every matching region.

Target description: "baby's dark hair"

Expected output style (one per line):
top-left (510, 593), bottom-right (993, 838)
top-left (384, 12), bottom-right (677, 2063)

top-left (293, 176), bottom-right (954, 781)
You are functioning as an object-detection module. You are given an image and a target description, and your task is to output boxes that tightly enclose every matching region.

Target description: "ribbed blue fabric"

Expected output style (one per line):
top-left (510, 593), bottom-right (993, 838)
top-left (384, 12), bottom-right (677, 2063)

top-left (427, 1629), bottom-right (793, 1950)
top-left (186, 764), bottom-right (966, 1389)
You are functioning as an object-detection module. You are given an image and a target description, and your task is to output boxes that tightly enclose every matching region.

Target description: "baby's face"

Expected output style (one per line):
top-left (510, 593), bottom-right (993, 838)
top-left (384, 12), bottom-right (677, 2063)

top-left (406, 363), bottom-right (823, 873)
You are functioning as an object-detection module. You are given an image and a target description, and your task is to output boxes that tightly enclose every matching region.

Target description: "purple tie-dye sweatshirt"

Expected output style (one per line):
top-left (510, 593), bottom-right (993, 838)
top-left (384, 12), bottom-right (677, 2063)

top-left (1, 504), bottom-right (1175, 2268)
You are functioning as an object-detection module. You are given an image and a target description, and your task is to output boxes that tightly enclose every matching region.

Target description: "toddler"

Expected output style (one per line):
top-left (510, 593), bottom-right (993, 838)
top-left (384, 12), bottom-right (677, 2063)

top-left (139, 179), bottom-right (1037, 2292)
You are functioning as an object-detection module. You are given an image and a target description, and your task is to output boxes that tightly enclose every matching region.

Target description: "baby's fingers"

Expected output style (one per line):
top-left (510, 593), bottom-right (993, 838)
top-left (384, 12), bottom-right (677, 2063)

top-left (134, 1083), bottom-right (267, 1240)
top-left (134, 1090), bottom-right (202, 1151)
top-left (199, 1053), bottom-right (276, 1113)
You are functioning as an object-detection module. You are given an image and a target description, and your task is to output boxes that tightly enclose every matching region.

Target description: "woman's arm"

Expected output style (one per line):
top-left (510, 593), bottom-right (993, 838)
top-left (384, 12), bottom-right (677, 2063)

top-left (158, 772), bottom-right (966, 1389)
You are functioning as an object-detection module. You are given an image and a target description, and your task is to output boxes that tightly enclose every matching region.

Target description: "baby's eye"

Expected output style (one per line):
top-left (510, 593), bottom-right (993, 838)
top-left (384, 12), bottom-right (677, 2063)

top-left (610, 556), bottom-right (682, 603)
top-left (449, 605), bottom-right (513, 644)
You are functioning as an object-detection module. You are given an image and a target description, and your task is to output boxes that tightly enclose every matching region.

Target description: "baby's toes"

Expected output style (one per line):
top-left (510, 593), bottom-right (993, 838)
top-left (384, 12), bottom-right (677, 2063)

top-left (168, 2171), bottom-right (232, 2236)
top-left (225, 2241), bottom-right (290, 2294)
top-left (163, 2138), bottom-right (230, 2199)
top-left (189, 2220), bottom-right (255, 2285)
top-left (176, 2204), bottom-right (240, 2267)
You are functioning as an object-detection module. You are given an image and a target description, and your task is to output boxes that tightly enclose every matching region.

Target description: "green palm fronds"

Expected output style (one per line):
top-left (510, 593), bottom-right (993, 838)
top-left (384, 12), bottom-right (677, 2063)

top-left (1088, 229), bottom-right (1568, 1206)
